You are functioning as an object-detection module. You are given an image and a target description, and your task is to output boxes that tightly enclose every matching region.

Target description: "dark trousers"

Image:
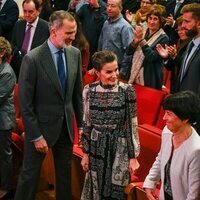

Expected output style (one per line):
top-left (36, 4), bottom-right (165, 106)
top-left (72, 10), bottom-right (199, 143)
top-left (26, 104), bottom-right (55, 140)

top-left (14, 125), bottom-right (73, 200)
top-left (0, 130), bottom-right (12, 191)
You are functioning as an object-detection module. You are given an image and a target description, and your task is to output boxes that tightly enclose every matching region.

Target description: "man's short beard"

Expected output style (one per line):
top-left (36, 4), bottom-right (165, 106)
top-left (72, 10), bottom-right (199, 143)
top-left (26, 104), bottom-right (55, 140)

top-left (185, 26), bottom-right (198, 38)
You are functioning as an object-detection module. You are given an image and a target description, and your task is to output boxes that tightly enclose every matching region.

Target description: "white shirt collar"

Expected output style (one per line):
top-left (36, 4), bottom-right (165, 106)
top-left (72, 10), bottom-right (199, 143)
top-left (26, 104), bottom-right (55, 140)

top-left (193, 37), bottom-right (200, 47)
top-left (26, 17), bottom-right (39, 29)
top-left (176, 0), bottom-right (184, 3)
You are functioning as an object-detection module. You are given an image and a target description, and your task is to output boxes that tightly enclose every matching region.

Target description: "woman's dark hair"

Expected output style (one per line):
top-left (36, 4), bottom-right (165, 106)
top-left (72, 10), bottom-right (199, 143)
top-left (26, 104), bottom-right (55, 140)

top-left (163, 91), bottom-right (200, 124)
top-left (146, 4), bottom-right (166, 28)
top-left (70, 12), bottom-right (89, 52)
top-left (92, 51), bottom-right (118, 72)
top-left (0, 36), bottom-right (12, 63)
top-left (176, 15), bottom-right (183, 25)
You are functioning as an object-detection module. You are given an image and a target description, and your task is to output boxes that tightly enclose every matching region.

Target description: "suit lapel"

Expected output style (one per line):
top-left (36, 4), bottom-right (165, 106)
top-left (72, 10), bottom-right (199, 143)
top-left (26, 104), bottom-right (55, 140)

top-left (40, 42), bottom-right (63, 99)
top-left (64, 47), bottom-right (71, 100)
top-left (182, 44), bottom-right (200, 81)
top-left (31, 19), bottom-right (42, 50)
top-left (0, 0), bottom-right (9, 12)
top-left (64, 47), bottom-right (76, 100)
top-left (18, 21), bottom-right (27, 49)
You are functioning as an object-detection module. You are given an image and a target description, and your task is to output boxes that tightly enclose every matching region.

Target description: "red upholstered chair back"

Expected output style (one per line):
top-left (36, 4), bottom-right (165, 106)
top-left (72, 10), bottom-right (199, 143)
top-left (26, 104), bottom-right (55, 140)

top-left (155, 106), bottom-right (166, 130)
top-left (83, 71), bottom-right (98, 86)
top-left (73, 114), bottom-right (83, 157)
top-left (134, 126), bottom-right (161, 181)
top-left (73, 114), bottom-right (79, 145)
top-left (11, 132), bottom-right (24, 152)
top-left (133, 84), bottom-right (166, 125)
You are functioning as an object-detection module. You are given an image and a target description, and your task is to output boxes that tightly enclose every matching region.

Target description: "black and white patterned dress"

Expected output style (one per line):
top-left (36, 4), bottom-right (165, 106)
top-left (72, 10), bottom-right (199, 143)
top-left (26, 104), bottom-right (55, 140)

top-left (81, 81), bottom-right (140, 200)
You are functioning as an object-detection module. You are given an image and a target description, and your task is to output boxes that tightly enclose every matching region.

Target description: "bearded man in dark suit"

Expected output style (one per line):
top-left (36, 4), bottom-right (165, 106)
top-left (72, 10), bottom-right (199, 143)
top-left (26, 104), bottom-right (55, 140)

top-left (14, 11), bottom-right (83, 200)
top-left (177, 3), bottom-right (200, 133)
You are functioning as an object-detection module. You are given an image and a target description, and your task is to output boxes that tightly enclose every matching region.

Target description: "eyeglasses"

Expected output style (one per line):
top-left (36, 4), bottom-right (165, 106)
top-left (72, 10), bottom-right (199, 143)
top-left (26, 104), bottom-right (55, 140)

top-left (141, 1), bottom-right (152, 4)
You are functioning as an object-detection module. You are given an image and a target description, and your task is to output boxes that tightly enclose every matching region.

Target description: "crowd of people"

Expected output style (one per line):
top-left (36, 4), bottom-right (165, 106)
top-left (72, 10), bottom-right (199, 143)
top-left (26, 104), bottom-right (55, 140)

top-left (0, 0), bottom-right (200, 199)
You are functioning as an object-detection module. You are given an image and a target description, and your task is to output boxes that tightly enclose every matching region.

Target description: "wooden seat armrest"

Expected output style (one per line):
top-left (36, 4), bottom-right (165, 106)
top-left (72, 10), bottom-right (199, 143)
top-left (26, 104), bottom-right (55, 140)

top-left (125, 182), bottom-right (144, 200)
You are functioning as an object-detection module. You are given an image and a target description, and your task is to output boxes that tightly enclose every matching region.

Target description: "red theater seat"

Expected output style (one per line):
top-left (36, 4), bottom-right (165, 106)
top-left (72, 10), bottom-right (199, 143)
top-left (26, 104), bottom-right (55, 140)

top-left (11, 132), bottom-right (24, 152)
top-left (133, 84), bottom-right (166, 125)
top-left (134, 126), bottom-right (161, 181)
top-left (83, 71), bottom-right (98, 86)
top-left (125, 126), bottom-right (161, 200)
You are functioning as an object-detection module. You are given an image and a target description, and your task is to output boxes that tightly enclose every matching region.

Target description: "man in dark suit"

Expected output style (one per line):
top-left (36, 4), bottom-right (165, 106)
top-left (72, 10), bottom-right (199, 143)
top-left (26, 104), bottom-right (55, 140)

top-left (11, 0), bottom-right (49, 79)
top-left (14, 11), bottom-right (83, 200)
top-left (164, 0), bottom-right (192, 45)
top-left (0, 0), bottom-right (19, 41)
top-left (177, 3), bottom-right (200, 133)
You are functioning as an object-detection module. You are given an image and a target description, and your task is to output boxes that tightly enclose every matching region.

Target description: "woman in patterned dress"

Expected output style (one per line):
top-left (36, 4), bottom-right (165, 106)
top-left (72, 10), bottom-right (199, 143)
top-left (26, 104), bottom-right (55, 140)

top-left (81, 50), bottom-right (140, 200)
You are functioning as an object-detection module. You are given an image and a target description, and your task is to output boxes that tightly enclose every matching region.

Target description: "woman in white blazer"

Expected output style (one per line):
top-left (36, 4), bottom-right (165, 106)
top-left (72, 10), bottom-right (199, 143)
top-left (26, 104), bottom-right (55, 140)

top-left (143, 90), bottom-right (200, 200)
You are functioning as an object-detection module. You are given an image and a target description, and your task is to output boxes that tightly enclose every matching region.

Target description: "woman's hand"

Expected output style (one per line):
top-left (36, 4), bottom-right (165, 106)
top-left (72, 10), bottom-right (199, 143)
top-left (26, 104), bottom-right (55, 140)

top-left (125, 10), bottom-right (133, 23)
top-left (165, 14), bottom-right (174, 26)
top-left (129, 158), bottom-right (140, 174)
top-left (156, 44), bottom-right (169, 59)
top-left (145, 188), bottom-right (158, 200)
top-left (167, 44), bottom-right (177, 59)
top-left (135, 12), bottom-right (142, 24)
top-left (134, 25), bottom-right (144, 42)
top-left (81, 153), bottom-right (89, 172)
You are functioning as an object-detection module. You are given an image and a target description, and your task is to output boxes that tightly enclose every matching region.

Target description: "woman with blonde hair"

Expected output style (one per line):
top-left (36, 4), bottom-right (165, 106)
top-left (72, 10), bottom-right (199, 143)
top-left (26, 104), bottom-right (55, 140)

top-left (125, 0), bottom-right (157, 29)
top-left (0, 37), bottom-right (16, 199)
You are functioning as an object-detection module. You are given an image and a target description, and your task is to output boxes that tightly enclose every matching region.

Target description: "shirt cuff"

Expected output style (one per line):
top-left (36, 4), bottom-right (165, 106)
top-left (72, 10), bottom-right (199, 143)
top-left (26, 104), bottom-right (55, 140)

top-left (32, 135), bottom-right (43, 142)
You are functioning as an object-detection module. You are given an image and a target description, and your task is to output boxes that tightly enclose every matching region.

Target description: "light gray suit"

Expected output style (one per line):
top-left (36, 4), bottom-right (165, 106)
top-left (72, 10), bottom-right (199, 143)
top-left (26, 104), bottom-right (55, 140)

top-left (14, 41), bottom-right (83, 200)
top-left (0, 62), bottom-right (16, 191)
top-left (143, 126), bottom-right (200, 200)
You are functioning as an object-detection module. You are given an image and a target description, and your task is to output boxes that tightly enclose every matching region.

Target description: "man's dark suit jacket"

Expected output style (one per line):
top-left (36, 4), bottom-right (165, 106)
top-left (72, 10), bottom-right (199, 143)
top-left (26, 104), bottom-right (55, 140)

top-left (11, 18), bottom-right (49, 79)
top-left (12, 18), bottom-right (49, 54)
top-left (0, 0), bottom-right (19, 41)
top-left (177, 43), bottom-right (200, 96)
top-left (18, 42), bottom-right (83, 146)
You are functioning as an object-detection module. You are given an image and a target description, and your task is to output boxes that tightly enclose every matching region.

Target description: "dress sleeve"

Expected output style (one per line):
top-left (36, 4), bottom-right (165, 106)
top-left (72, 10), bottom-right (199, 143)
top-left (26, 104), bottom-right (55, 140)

top-left (125, 85), bottom-right (140, 158)
top-left (186, 148), bottom-right (200, 199)
top-left (81, 85), bottom-right (92, 153)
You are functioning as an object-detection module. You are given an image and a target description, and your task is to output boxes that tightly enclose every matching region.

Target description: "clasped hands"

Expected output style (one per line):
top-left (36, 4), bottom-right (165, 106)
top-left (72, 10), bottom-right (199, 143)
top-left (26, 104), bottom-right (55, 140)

top-left (156, 44), bottom-right (177, 59)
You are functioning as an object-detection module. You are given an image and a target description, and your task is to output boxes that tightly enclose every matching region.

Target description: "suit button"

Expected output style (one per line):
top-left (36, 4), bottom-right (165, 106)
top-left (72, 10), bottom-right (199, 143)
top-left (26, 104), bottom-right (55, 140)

top-left (61, 116), bottom-right (64, 120)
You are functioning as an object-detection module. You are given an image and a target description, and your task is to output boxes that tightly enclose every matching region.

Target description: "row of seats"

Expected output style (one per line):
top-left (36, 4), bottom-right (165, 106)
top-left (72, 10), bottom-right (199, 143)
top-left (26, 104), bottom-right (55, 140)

top-left (12, 83), bottom-right (167, 199)
top-left (125, 84), bottom-right (167, 199)
top-left (125, 125), bottom-right (162, 200)
top-left (72, 84), bottom-right (168, 199)
top-left (134, 84), bottom-right (166, 129)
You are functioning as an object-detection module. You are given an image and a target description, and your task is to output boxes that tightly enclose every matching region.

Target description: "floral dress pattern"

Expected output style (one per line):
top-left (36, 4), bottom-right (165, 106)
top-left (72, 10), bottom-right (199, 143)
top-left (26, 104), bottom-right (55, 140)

top-left (81, 81), bottom-right (140, 200)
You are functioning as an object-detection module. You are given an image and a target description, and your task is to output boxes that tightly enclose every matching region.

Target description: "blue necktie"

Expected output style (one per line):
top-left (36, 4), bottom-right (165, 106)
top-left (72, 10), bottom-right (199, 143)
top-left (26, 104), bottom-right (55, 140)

top-left (57, 50), bottom-right (66, 96)
top-left (174, 2), bottom-right (181, 16)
